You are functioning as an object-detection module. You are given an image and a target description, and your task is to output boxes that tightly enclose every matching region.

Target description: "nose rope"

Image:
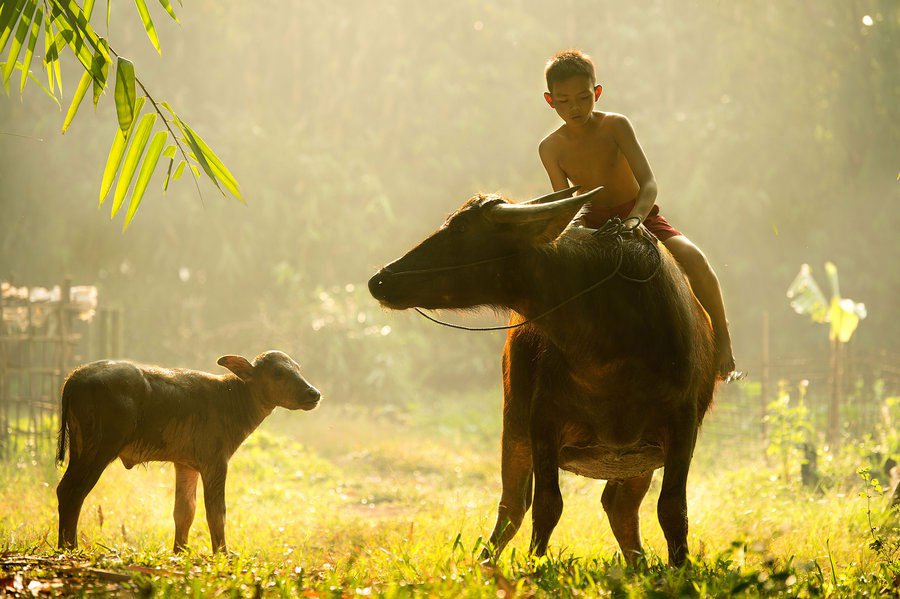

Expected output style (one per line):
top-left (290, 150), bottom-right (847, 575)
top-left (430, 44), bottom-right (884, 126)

top-left (382, 252), bottom-right (519, 277)
top-left (413, 217), bottom-right (662, 332)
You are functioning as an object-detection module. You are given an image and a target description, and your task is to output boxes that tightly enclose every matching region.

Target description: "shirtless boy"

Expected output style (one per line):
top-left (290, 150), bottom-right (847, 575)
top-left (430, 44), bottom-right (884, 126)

top-left (538, 49), bottom-right (737, 378)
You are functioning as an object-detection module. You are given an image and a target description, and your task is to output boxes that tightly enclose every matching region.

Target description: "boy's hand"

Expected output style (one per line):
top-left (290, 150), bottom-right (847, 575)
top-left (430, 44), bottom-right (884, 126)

top-left (622, 216), bottom-right (645, 240)
top-left (622, 216), bottom-right (641, 232)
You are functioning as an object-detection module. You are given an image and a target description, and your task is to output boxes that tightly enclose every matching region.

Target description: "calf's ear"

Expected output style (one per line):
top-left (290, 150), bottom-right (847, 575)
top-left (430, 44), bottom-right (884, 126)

top-left (217, 355), bottom-right (254, 381)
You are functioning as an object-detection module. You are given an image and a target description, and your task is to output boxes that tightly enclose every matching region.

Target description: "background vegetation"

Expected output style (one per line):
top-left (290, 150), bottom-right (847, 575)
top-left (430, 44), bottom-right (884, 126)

top-left (1, 0), bottom-right (898, 595)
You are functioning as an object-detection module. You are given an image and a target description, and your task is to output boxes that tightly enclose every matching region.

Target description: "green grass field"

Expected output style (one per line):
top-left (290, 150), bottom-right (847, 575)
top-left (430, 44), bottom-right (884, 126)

top-left (1, 390), bottom-right (898, 597)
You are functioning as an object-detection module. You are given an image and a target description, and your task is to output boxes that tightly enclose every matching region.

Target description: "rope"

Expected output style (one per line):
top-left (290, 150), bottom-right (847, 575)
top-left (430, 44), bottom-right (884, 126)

top-left (415, 217), bottom-right (662, 332)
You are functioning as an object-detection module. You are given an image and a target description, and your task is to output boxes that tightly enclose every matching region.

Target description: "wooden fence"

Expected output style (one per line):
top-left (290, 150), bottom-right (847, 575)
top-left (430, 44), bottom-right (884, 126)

top-left (0, 278), bottom-right (122, 460)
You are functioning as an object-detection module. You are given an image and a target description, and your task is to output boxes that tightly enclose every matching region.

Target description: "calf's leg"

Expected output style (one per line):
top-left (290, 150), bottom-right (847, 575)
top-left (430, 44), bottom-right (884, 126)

top-left (601, 472), bottom-right (653, 565)
top-left (173, 464), bottom-right (200, 553)
top-left (201, 463), bottom-right (228, 553)
top-left (57, 446), bottom-right (119, 549)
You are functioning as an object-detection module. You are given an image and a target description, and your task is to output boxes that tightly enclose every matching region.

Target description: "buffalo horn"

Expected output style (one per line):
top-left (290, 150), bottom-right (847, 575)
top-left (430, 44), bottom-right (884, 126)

top-left (520, 185), bottom-right (581, 205)
top-left (488, 186), bottom-right (604, 223)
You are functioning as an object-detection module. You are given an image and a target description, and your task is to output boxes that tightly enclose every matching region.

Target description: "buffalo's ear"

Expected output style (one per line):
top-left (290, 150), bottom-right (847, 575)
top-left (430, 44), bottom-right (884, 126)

top-left (217, 355), bottom-right (254, 381)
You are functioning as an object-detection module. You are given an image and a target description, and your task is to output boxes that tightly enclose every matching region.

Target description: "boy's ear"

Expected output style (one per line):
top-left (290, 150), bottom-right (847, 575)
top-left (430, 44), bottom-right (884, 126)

top-left (543, 91), bottom-right (554, 108)
top-left (594, 84), bottom-right (603, 101)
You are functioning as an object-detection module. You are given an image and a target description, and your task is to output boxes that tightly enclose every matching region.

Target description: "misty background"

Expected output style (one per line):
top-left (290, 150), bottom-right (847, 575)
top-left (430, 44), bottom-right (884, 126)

top-left (1, 0), bottom-right (897, 406)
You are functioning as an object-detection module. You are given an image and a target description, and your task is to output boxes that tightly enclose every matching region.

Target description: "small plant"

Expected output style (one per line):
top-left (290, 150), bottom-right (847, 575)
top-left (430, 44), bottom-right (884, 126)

top-left (765, 380), bottom-right (815, 482)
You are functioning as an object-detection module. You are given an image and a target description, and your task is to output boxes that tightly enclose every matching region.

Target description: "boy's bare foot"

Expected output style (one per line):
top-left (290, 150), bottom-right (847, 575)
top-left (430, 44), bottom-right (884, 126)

top-left (715, 338), bottom-right (743, 382)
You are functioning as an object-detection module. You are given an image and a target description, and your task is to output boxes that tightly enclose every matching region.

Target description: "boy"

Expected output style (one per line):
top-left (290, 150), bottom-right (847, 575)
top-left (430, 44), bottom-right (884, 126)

top-left (538, 49), bottom-right (737, 379)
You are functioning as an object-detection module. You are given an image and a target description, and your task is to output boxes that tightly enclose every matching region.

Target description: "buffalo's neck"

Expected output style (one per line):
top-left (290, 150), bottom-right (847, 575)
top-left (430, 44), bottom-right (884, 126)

top-left (218, 377), bottom-right (274, 454)
top-left (512, 238), bottom-right (655, 365)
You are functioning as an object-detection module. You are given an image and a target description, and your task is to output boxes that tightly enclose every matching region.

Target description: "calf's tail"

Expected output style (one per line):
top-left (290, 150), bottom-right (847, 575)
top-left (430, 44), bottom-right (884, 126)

top-left (56, 380), bottom-right (71, 466)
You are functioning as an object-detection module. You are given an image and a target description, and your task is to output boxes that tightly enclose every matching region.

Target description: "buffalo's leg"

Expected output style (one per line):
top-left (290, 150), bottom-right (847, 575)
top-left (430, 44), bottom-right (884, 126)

top-left (173, 463), bottom-right (200, 553)
top-left (483, 327), bottom-right (539, 560)
top-left (601, 473), bottom-right (653, 565)
top-left (529, 420), bottom-right (562, 557)
top-left (201, 463), bottom-right (228, 553)
top-left (657, 419), bottom-right (698, 567)
top-left (57, 446), bottom-right (119, 549)
top-left (484, 437), bottom-right (533, 559)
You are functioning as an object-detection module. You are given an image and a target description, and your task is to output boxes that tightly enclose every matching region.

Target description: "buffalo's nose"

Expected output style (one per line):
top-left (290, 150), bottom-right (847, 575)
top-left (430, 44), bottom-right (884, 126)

top-left (307, 387), bottom-right (321, 401)
top-left (368, 271), bottom-right (388, 299)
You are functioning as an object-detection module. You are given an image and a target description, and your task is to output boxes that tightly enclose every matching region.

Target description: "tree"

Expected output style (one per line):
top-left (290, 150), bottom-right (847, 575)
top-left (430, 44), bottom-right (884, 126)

top-left (0, 0), bottom-right (240, 229)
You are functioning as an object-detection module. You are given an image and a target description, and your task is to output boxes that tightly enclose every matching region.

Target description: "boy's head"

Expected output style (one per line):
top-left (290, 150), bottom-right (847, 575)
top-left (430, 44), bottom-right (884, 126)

top-left (544, 49), bottom-right (602, 123)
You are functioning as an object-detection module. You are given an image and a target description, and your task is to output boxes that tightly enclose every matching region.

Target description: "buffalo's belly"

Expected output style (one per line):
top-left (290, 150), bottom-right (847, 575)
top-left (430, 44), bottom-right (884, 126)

top-left (118, 438), bottom-right (197, 469)
top-left (558, 442), bottom-right (664, 480)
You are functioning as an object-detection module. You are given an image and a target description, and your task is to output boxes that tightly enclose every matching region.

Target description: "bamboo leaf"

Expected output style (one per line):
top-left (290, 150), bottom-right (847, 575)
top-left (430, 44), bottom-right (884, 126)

top-left (162, 144), bottom-right (175, 158)
top-left (61, 69), bottom-right (90, 133)
top-left (180, 126), bottom-right (220, 193)
top-left (18, 5), bottom-right (41, 93)
top-left (83, 0), bottom-right (95, 20)
top-left (133, 0), bottom-right (160, 54)
top-left (106, 0), bottom-right (110, 30)
top-left (172, 160), bottom-right (186, 180)
top-left (124, 129), bottom-right (167, 230)
top-left (99, 95), bottom-right (146, 204)
top-left (182, 122), bottom-right (242, 201)
top-left (157, 0), bottom-right (178, 24)
top-left (113, 56), bottom-right (135, 131)
top-left (14, 61), bottom-right (59, 107)
top-left (91, 40), bottom-right (108, 106)
top-left (0, 0), bottom-right (26, 58)
top-left (42, 9), bottom-right (54, 92)
top-left (111, 112), bottom-right (155, 217)
top-left (2, 0), bottom-right (36, 92)
top-left (50, 11), bottom-right (91, 74)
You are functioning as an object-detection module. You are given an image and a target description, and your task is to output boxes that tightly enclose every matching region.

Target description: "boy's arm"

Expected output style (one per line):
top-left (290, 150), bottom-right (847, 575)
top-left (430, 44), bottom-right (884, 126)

top-left (539, 138), bottom-right (571, 192)
top-left (613, 115), bottom-right (658, 224)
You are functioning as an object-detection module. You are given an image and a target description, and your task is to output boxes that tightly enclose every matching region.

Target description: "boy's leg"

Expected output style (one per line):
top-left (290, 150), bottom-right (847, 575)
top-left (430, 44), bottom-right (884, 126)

top-left (662, 235), bottom-right (736, 378)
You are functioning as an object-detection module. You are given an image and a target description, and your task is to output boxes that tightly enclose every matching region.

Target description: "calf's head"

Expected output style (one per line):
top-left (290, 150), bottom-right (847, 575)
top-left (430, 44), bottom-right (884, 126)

top-left (217, 351), bottom-right (321, 410)
top-left (368, 186), bottom-right (602, 310)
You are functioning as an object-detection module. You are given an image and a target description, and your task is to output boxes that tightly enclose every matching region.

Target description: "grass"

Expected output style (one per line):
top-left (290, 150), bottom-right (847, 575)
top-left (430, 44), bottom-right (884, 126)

top-left (1, 388), bottom-right (898, 596)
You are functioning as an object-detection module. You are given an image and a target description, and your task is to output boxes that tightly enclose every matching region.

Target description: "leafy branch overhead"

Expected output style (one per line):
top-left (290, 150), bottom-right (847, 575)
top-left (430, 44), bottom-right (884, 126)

top-left (1, 0), bottom-right (242, 230)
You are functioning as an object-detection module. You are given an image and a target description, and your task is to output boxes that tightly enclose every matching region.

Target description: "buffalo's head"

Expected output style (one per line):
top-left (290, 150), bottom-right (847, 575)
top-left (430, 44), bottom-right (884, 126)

top-left (368, 186), bottom-right (602, 310)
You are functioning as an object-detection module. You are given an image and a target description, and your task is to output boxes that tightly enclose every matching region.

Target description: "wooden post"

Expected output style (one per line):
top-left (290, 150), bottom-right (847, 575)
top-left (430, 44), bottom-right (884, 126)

top-left (761, 311), bottom-right (770, 440)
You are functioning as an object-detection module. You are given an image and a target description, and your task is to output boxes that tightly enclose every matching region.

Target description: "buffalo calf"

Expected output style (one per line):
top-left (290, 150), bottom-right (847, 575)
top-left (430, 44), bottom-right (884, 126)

top-left (56, 350), bottom-right (321, 553)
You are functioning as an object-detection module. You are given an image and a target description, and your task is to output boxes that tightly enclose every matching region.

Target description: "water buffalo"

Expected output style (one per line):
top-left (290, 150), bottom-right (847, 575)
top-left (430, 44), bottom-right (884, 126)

top-left (368, 186), bottom-right (717, 566)
top-left (56, 350), bottom-right (321, 553)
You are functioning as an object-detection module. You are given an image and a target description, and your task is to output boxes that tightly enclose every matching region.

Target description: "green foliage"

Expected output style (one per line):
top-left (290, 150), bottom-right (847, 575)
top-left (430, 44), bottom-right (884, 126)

top-left (764, 380), bottom-right (814, 482)
top-left (2, 395), bottom-right (900, 596)
top-left (0, 0), bottom-right (241, 227)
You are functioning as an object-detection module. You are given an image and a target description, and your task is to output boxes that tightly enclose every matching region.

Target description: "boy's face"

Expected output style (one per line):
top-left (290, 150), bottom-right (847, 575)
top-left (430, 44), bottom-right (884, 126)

top-left (544, 75), bottom-right (602, 126)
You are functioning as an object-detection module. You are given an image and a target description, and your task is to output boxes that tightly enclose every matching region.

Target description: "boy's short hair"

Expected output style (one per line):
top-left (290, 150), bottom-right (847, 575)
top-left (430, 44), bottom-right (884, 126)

top-left (545, 49), bottom-right (596, 92)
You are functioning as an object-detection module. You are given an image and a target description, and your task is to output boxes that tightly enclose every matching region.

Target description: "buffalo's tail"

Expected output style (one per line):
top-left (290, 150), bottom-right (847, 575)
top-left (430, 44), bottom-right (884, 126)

top-left (56, 380), bottom-right (71, 466)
